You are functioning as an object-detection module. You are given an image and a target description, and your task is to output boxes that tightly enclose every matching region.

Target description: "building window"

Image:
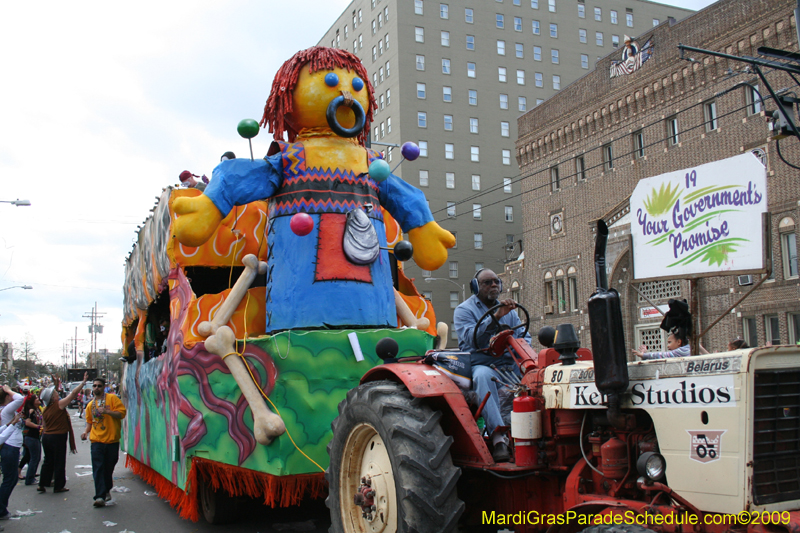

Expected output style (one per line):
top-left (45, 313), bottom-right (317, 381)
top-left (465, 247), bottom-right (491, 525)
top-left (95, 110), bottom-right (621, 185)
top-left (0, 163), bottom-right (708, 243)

top-left (469, 117), bottom-right (479, 134)
top-left (498, 67), bottom-right (507, 82)
top-left (626, 13), bottom-right (633, 27)
top-left (378, 13), bottom-right (383, 28)
top-left (603, 143), bottom-right (614, 170)
top-left (415, 0), bottom-right (423, 15)
top-left (505, 206), bottom-right (514, 222)
top-left (380, 122), bottom-right (385, 138)
top-left (502, 149), bottom-right (511, 165)
top-left (467, 62), bottom-right (476, 77)
top-left (516, 69), bottom-right (525, 85)
top-left (449, 261), bottom-right (458, 278)
top-left (765, 315), bottom-right (781, 345)
top-left (533, 46), bottom-right (542, 61)
top-left (553, 74), bottom-right (561, 89)
top-left (536, 98), bottom-right (544, 105)
top-left (596, 32), bottom-right (604, 46)
top-left (416, 55), bottom-right (425, 70)
top-left (594, 7), bottom-right (601, 21)
top-left (445, 143), bottom-right (454, 159)
top-left (418, 140), bottom-right (427, 157)
top-left (550, 166), bottom-right (560, 191)
top-left (790, 313), bottom-right (800, 344)
top-left (550, 23), bottom-right (557, 38)
top-left (504, 178), bottom-right (512, 193)
top-left (610, 10), bottom-right (618, 24)
top-left (378, 40), bottom-right (383, 55)
top-left (667, 116), bottom-right (679, 145)
top-left (446, 202), bottom-right (456, 217)
top-left (441, 31), bottom-right (450, 46)
top-left (442, 58), bottom-right (451, 74)
top-left (499, 94), bottom-right (508, 109)
top-left (372, 20), bottom-right (376, 35)
top-left (548, 0), bottom-right (556, 12)
top-left (419, 170), bottom-right (429, 187)
top-left (440, 3), bottom-right (449, 19)
top-left (385, 6), bottom-right (389, 21)
top-left (379, 66), bottom-right (384, 83)
top-left (551, 49), bottom-right (559, 64)
top-left (465, 7), bottom-right (473, 23)
top-left (532, 20), bottom-right (540, 35)
top-left (746, 84), bottom-right (762, 115)
top-left (473, 204), bottom-right (482, 219)
top-left (531, 0), bottom-right (538, 7)
top-left (379, 94), bottom-right (385, 109)
top-left (576, 155), bottom-right (586, 180)
top-left (578, 4), bottom-right (585, 18)
top-left (386, 89), bottom-right (391, 105)
top-left (514, 16), bottom-right (522, 31)
top-left (568, 275), bottom-right (578, 311)
top-left (444, 115), bottom-right (453, 131)
top-left (422, 291), bottom-right (432, 301)
top-left (743, 317), bottom-right (758, 346)
top-left (466, 35), bottom-right (475, 50)
top-left (414, 27), bottom-right (424, 43)
top-left (581, 54), bottom-right (589, 69)
top-left (518, 96), bottom-right (527, 112)
top-left (579, 29), bottom-right (587, 43)
top-left (469, 90), bottom-right (477, 105)
top-left (515, 43), bottom-right (524, 58)
top-left (471, 146), bottom-right (480, 162)
top-left (782, 230), bottom-right (798, 278)
top-left (544, 277), bottom-right (554, 309)
top-left (534, 72), bottom-right (543, 87)
top-left (474, 233), bottom-right (483, 249)
top-left (497, 40), bottom-right (506, 55)
top-left (445, 172), bottom-right (455, 189)
top-left (612, 35), bottom-right (619, 48)
top-left (450, 292), bottom-right (459, 309)
top-left (497, 14), bottom-right (505, 28)
top-left (704, 101), bottom-right (718, 131)
top-left (557, 279), bottom-right (566, 312)
top-left (417, 112), bottom-right (427, 128)
top-left (443, 86), bottom-right (452, 102)
top-left (501, 121), bottom-right (510, 137)
top-left (634, 130), bottom-right (645, 159)
top-left (417, 83), bottom-right (426, 99)
top-left (653, 18), bottom-right (660, 26)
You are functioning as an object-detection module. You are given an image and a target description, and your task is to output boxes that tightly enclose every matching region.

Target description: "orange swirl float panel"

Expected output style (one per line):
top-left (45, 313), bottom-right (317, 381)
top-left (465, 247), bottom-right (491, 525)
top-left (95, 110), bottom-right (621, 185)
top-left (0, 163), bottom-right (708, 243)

top-left (178, 286), bottom-right (267, 346)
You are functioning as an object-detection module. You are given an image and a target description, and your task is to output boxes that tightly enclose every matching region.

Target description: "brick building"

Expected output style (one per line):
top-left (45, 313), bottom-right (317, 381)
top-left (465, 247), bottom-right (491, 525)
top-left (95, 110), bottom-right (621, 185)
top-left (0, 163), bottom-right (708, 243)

top-left (515, 0), bottom-right (800, 354)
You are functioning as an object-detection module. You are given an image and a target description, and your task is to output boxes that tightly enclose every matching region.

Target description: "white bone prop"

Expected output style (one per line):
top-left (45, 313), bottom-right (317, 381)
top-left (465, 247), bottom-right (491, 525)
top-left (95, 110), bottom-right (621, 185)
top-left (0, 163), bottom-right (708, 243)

top-left (394, 290), bottom-right (430, 331)
top-left (436, 322), bottom-right (448, 350)
top-left (198, 253), bottom-right (285, 445)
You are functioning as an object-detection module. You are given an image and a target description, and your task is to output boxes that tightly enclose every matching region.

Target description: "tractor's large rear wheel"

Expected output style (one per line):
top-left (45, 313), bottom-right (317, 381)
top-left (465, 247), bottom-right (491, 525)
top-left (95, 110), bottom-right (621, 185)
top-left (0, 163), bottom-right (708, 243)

top-left (326, 380), bottom-right (464, 533)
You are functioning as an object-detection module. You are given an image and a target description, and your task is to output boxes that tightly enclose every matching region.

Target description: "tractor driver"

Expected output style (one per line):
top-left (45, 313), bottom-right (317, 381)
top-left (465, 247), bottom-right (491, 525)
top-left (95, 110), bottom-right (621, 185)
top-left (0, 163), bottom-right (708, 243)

top-left (454, 268), bottom-right (531, 463)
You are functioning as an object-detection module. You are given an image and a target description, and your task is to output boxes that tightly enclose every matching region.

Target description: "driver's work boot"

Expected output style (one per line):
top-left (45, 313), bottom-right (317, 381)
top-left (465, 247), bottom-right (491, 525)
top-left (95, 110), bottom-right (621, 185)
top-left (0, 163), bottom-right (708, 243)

top-left (492, 441), bottom-right (512, 463)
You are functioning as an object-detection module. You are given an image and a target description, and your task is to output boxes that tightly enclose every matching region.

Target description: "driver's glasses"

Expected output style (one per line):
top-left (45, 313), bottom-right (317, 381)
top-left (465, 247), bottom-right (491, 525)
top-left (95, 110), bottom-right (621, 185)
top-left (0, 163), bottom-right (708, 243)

top-left (481, 279), bottom-right (501, 286)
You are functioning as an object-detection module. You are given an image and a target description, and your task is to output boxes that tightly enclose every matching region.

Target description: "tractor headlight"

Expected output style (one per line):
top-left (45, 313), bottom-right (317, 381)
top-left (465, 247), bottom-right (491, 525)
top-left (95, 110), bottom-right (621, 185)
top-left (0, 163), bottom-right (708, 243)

top-left (636, 452), bottom-right (666, 481)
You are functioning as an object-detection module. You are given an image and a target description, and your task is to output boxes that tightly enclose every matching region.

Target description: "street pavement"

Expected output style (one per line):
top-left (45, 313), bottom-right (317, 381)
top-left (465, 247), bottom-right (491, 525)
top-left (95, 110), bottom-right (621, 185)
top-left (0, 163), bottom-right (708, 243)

top-left (7, 408), bottom-right (332, 533)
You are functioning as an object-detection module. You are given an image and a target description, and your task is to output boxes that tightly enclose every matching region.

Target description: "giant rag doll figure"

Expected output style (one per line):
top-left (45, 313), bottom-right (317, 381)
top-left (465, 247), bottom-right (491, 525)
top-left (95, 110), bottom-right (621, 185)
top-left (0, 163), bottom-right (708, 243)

top-left (173, 47), bottom-right (454, 332)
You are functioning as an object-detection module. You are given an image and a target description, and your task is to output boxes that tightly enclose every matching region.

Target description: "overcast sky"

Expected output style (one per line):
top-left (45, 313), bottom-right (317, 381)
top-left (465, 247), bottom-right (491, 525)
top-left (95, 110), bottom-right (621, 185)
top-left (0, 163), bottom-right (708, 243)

top-left (0, 0), bottom-right (719, 366)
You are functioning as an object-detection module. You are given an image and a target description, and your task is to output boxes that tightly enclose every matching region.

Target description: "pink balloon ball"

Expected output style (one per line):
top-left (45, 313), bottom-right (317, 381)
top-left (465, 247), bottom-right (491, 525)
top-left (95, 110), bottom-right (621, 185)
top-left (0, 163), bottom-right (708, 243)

top-left (290, 213), bottom-right (314, 236)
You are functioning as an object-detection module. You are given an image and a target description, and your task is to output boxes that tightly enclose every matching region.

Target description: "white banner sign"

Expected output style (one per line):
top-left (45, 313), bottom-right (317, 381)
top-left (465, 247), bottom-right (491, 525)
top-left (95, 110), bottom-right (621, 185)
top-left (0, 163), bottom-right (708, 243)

top-left (570, 374), bottom-right (736, 409)
top-left (631, 153), bottom-right (766, 280)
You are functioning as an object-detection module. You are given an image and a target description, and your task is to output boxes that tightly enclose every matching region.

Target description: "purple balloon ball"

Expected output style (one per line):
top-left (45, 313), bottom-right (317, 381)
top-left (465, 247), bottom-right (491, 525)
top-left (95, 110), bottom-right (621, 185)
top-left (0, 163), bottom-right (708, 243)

top-left (401, 142), bottom-right (420, 161)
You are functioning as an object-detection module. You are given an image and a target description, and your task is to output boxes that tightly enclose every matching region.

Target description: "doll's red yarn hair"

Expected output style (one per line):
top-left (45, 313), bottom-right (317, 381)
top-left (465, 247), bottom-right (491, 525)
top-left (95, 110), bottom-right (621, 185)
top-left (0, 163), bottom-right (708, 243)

top-left (261, 46), bottom-right (376, 146)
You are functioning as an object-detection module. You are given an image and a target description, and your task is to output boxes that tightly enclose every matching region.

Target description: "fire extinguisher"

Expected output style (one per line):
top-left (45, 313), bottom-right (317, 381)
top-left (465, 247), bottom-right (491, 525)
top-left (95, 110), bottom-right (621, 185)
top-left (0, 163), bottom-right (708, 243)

top-left (511, 394), bottom-right (542, 467)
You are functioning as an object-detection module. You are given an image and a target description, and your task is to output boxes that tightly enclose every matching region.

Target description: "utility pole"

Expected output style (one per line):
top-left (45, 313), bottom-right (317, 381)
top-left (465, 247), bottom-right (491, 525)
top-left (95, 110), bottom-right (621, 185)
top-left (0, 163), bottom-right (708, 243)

top-left (69, 328), bottom-right (83, 370)
top-left (83, 302), bottom-right (106, 368)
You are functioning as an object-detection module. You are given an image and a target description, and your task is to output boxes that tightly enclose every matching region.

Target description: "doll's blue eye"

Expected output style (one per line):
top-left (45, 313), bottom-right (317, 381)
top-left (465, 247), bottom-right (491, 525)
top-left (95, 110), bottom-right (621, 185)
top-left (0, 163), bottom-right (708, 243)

top-left (352, 77), bottom-right (364, 91)
top-left (324, 73), bottom-right (340, 87)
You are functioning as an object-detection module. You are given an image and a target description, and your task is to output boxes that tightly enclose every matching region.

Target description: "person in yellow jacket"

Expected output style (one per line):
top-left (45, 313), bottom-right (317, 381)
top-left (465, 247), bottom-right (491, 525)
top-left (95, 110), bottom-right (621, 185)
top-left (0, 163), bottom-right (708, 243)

top-left (80, 377), bottom-right (126, 508)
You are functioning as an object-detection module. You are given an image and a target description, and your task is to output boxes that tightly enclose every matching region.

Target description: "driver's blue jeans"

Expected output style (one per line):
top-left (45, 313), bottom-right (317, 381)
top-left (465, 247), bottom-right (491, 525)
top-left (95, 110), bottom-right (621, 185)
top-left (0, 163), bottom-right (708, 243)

top-left (472, 364), bottom-right (521, 437)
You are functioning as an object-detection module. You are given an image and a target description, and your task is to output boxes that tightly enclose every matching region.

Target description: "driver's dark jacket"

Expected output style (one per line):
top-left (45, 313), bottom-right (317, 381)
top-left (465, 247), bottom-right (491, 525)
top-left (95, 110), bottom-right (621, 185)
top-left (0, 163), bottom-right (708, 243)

top-left (454, 295), bottom-right (532, 367)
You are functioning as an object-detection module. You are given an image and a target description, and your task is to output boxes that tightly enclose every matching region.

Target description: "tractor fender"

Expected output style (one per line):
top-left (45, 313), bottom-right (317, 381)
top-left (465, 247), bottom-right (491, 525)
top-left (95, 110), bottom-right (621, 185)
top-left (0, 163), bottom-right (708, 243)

top-left (361, 363), bottom-right (494, 465)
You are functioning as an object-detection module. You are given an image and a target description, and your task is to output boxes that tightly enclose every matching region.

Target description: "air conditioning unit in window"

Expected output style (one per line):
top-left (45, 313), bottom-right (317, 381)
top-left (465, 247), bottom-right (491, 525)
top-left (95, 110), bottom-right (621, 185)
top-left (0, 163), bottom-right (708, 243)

top-left (544, 305), bottom-right (555, 314)
top-left (738, 275), bottom-right (754, 286)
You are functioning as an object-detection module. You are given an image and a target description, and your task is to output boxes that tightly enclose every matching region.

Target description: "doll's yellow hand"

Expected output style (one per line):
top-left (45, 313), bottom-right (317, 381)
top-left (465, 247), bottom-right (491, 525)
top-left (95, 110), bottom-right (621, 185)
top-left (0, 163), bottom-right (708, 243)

top-left (173, 195), bottom-right (224, 247)
top-left (408, 222), bottom-right (456, 271)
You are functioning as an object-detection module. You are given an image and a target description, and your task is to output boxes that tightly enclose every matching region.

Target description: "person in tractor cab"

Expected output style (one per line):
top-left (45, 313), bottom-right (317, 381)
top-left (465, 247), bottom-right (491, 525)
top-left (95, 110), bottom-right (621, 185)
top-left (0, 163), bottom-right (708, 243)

top-left (454, 268), bottom-right (531, 463)
top-left (632, 326), bottom-right (691, 359)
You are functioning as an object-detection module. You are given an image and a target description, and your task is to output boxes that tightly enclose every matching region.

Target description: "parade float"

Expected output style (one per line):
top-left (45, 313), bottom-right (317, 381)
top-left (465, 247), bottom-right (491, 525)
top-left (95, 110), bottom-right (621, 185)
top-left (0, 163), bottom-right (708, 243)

top-left (120, 46), bottom-right (454, 523)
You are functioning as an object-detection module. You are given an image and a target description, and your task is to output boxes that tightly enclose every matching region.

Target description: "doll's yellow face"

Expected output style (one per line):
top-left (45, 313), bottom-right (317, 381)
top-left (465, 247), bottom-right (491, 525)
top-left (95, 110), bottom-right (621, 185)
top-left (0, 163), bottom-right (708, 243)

top-left (288, 66), bottom-right (370, 132)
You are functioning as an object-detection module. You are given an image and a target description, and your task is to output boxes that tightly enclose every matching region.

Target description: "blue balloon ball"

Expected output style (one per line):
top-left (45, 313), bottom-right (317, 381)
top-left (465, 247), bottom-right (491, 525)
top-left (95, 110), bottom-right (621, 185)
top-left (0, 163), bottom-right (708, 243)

top-left (368, 159), bottom-right (391, 182)
top-left (352, 77), bottom-right (364, 91)
top-left (401, 142), bottom-right (421, 161)
top-left (324, 72), bottom-right (340, 87)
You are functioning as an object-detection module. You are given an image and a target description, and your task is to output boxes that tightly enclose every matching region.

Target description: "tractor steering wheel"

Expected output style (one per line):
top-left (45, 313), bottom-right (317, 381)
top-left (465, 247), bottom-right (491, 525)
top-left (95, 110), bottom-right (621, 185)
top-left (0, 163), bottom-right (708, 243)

top-left (472, 302), bottom-right (530, 356)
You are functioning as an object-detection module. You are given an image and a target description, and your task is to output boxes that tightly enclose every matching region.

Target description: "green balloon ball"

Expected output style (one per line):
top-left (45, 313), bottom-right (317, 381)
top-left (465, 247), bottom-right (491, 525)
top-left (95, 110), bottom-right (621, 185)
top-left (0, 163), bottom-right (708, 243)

top-left (237, 119), bottom-right (260, 139)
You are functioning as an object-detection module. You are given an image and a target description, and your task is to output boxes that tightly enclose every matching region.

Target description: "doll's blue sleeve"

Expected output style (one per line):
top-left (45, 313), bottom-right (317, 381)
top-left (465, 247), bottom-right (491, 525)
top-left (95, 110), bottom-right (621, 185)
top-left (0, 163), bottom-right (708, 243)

top-left (378, 175), bottom-right (434, 231)
top-left (204, 154), bottom-right (283, 216)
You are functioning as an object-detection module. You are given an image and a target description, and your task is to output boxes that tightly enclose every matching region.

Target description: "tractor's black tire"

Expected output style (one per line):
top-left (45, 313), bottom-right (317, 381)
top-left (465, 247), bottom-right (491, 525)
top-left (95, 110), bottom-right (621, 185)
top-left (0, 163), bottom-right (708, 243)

top-left (326, 380), bottom-right (465, 533)
top-left (198, 476), bottom-right (238, 524)
top-left (580, 525), bottom-right (657, 533)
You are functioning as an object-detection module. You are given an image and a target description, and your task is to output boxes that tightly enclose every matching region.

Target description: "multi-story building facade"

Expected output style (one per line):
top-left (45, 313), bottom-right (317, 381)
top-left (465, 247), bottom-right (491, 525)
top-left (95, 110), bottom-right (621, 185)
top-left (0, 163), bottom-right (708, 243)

top-left (319, 0), bottom-right (692, 342)
top-left (516, 0), bottom-right (800, 354)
